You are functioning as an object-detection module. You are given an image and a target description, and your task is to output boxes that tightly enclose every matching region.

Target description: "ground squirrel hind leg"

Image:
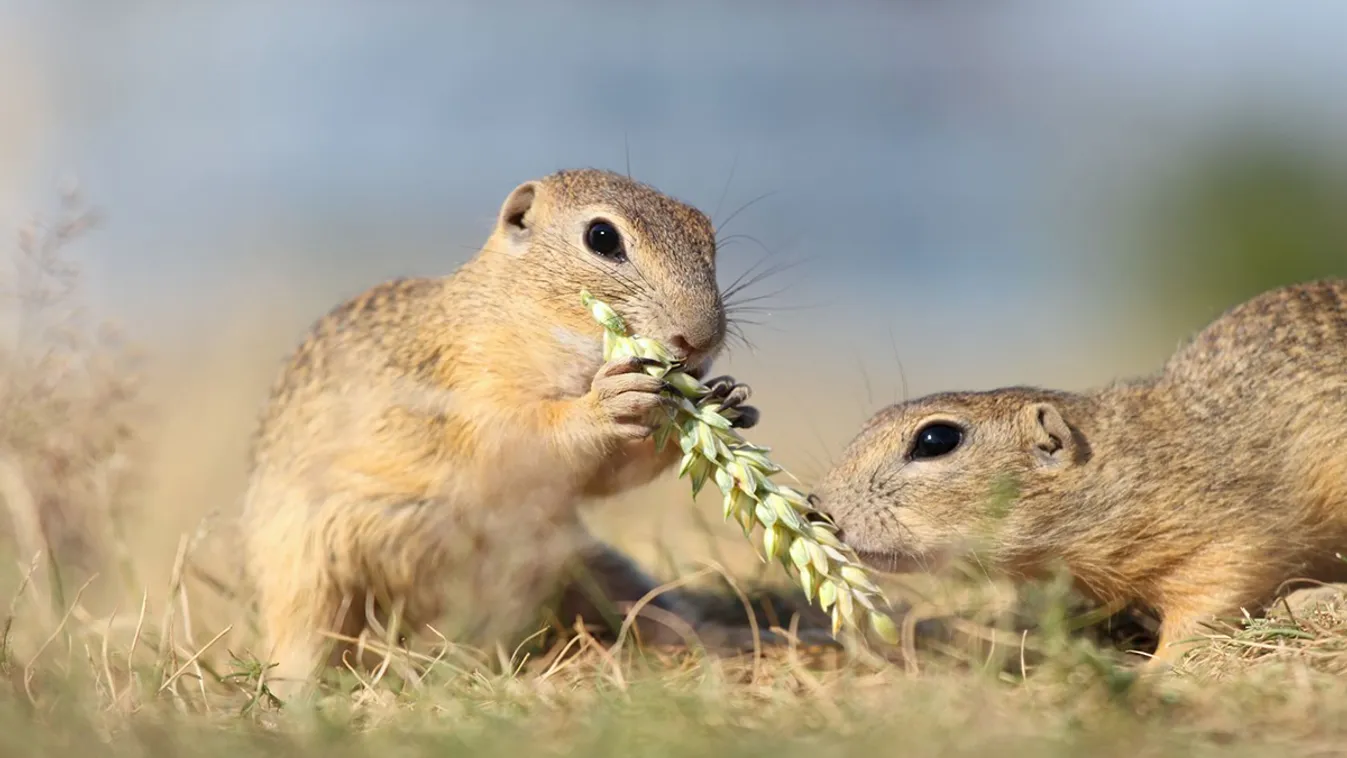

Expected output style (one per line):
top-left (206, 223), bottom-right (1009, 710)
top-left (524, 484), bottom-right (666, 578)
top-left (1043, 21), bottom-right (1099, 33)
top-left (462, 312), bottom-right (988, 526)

top-left (1148, 573), bottom-right (1268, 671)
top-left (551, 542), bottom-right (834, 653)
top-left (551, 541), bottom-right (694, 647)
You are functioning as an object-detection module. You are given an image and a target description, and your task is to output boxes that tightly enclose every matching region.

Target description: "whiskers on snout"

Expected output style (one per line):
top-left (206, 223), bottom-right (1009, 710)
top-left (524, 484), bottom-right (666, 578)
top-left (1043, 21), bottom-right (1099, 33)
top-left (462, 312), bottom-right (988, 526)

top-left (853, 549), bottom-right (924, 574)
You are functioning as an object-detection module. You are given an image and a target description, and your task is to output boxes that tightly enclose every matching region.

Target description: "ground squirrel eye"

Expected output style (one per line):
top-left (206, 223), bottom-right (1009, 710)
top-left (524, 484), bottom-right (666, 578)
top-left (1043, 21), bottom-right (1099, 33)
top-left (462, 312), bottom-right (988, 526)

top-left (584, 219), bottom-right (626, 261)
top-left (909, 422), bottom-right (963, 460)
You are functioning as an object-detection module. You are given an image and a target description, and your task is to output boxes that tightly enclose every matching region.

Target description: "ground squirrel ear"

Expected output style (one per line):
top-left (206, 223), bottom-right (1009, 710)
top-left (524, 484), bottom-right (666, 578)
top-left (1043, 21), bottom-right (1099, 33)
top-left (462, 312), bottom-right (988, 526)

top-left (1022, 402), bottom-right (1075, 468)
top-left (498, 182), bottom-right (539, 245)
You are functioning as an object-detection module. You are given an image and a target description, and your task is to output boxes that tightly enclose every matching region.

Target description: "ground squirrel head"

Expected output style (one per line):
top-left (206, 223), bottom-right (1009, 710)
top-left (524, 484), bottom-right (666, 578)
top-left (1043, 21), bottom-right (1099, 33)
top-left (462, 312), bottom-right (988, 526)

top-left (485, 168), bottom-right (726, 372)
top-left (813, 388), bottom-right (1093, 574)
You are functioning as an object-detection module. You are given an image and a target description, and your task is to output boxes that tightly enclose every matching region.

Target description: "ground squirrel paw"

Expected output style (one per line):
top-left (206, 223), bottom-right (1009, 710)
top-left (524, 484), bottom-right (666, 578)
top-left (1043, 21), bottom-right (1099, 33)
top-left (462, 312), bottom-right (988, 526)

top-left (590, 357), bottom-right (673, 439)
top-left (703, 375), bottom-right (759, 430)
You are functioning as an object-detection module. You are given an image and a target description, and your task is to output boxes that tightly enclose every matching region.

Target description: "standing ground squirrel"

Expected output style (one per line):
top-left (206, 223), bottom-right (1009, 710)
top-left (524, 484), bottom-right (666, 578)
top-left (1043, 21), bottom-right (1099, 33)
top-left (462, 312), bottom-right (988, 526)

top-left (813, 279), bottom-right (1347, 667)
top-left (242, 169), bottom-right (770, 698)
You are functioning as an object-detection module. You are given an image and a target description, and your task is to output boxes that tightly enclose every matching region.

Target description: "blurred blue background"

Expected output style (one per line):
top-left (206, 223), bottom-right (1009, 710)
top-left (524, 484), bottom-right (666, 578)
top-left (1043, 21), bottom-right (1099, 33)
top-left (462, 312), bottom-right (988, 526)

top-left (2, 1), bottom-right (1345, 573)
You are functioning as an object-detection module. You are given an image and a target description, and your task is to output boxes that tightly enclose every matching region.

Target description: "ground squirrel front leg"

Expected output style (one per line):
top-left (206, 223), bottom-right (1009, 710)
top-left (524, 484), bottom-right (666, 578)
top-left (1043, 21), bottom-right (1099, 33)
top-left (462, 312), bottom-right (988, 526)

top-left (1149, 611), bottom-right (1221, 670)
top-left (257, 570), bottom-right (366, 703)
top-left (1149, 572), bottom-right (1262, 669)
top-left (701, 374), bottom-right (760, 431)
top-left (578, 356), bottom-right (671, 442)
top-left (583, 371), bottom-right (759, 498)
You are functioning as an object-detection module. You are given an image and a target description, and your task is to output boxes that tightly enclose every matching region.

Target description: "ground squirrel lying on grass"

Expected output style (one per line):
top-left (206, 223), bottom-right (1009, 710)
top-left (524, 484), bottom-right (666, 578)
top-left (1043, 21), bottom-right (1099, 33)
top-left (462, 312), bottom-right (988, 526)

top-left (242, 169), bottom-right (781, 698)
top-left (812, 279), bottom-right (1347, 667)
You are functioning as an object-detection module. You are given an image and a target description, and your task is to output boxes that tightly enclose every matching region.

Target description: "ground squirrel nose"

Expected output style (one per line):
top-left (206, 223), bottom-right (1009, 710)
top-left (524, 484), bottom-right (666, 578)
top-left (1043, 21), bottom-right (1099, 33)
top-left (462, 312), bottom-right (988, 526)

top-left (669, 335), bottom-right (695, 358)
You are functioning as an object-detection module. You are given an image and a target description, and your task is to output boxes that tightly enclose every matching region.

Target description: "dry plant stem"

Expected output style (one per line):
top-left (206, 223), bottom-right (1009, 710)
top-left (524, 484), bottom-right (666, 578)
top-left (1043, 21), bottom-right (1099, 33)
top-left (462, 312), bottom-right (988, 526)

top-left (23, 573), bottom-right (96, 704)
top-left (3, 192), bottom-right (144, 608)
top-left (579, 291), bottom-right (900, 644)
top-left (156, 532), bottom-right (192, 702)
top-left (159, 625), bottom-right (232, 696)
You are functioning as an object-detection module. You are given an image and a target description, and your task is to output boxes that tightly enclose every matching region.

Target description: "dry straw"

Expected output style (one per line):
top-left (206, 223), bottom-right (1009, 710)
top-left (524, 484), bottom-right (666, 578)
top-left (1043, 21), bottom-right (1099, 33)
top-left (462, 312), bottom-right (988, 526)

top-left (580, 291), bottom-right (899, 644)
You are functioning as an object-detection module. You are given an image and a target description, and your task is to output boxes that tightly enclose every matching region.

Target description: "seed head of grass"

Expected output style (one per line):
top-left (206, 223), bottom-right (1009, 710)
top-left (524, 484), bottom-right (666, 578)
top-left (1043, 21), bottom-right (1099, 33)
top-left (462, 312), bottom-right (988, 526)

top-left (580, 291), bottom-right (900, 645)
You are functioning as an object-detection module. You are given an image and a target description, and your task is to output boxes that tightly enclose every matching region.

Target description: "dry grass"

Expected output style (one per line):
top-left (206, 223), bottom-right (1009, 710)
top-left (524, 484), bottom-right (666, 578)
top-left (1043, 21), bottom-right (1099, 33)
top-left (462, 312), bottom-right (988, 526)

top-left (3, 198), bottom-right (1347, 757)
top-left (0, 187), bottom-right (144, 622)
top-left (4, 574), bottom-right (1347, 757)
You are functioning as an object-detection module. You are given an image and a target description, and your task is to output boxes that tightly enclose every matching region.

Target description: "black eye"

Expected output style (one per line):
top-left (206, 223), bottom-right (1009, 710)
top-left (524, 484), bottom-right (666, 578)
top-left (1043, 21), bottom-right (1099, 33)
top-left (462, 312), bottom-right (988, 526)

top-left (585, 219), bottom-right (626, 261)
top-left (909, 422), bottom-right (963, 460)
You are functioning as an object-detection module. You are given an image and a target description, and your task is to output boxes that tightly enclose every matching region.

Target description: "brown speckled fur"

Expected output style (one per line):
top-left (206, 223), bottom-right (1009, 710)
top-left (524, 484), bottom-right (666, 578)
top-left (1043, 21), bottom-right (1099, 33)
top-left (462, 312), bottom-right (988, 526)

top-left (242, 169), bottom-right (778, 699)
top-left (815, 279), bottom-right (1347, 667)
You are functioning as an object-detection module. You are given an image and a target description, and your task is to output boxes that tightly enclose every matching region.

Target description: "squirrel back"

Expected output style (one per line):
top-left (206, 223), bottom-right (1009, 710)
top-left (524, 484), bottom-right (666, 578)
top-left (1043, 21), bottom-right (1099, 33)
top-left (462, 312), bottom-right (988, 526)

top-left (813, 278), bottom-right (1347, 667)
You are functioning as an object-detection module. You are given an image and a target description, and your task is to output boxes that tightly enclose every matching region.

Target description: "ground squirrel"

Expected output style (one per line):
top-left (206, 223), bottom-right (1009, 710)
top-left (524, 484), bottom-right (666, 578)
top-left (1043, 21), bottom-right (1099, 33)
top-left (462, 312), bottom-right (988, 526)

top-left (812, 279), bottom-right (1347, 667)
top-left (242, 169), bottom-right (773, 698)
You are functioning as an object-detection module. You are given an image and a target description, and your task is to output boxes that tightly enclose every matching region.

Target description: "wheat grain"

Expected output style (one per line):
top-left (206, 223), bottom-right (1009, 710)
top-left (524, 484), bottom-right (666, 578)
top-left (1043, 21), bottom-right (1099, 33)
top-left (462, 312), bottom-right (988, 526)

top-left (580, 291), bottom-right (899, 644)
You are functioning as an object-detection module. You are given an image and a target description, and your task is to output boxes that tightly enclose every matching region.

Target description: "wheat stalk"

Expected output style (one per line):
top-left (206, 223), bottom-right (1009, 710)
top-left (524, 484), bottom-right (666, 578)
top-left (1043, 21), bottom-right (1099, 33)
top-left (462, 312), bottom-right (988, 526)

top-left (580, 291), bottom-right (900, 644)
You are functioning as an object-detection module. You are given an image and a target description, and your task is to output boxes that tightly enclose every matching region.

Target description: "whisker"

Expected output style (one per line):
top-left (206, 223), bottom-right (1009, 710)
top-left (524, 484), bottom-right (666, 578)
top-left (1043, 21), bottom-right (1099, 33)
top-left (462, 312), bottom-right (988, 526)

top-left (726, 317), bottom-right (766, 328)
top-left (719, 252), bottom-right (777, 297)
top-left (711, 154), bottom-right (740, 227)
top-left (725, 322), bottom-right (758, 354)
top-left (723, 285), bottom-right (818, 312)
top-left (714, 233), bottom-right (774, 259)
top-left (889, 324), bottom-right (909, 405)
top-left (624, 134), bottom-right (632, 180)
top-left (725, 305), bottom-right (820, 318)
top-left (725, 288), bottom-right (795, 308)
top-left (722, 258), bottom-right (811, 303)
top-left (716, 191), bottom-right (779, 236)
top-left (857, 351), bottom-right (875, 409)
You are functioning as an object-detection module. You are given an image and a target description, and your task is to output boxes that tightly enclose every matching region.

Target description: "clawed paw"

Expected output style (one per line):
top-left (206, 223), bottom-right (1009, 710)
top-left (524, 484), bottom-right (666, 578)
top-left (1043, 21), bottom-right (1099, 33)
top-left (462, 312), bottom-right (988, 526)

top-left (589, 357), bottom-right (674, 440)
top-left (702, 375), bottom-right (760, 430)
